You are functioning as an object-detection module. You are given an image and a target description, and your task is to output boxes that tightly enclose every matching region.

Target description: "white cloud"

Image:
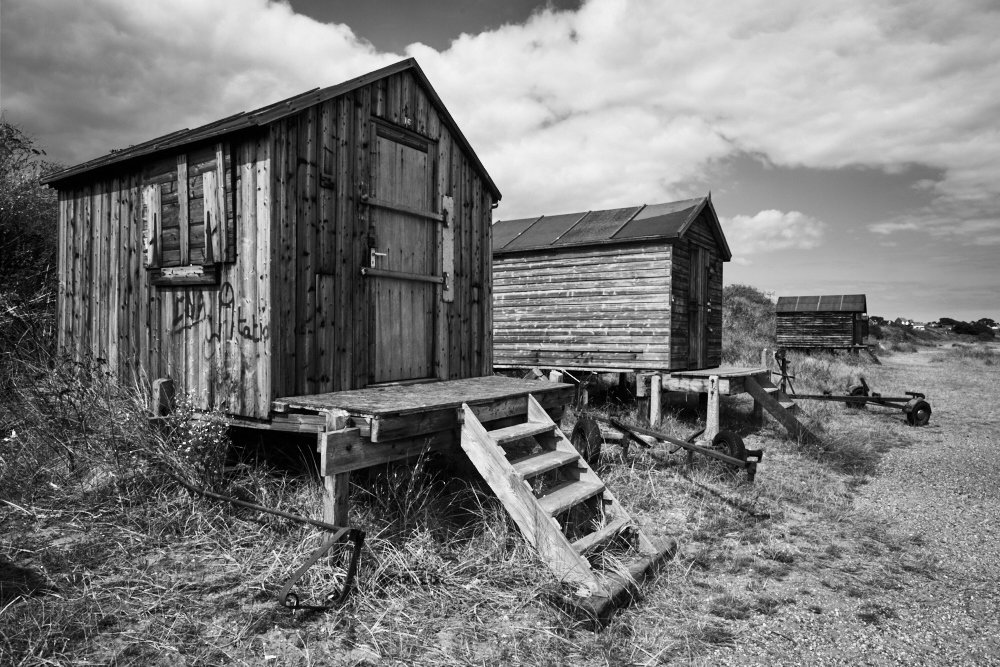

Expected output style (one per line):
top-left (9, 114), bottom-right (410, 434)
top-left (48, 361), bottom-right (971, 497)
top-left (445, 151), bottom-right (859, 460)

top-left (2, 0), bottom-right (999, 239)
top-left (870, 221), bottom-right (921, 235)
top-left (723, 210), bottom-right (826, 254)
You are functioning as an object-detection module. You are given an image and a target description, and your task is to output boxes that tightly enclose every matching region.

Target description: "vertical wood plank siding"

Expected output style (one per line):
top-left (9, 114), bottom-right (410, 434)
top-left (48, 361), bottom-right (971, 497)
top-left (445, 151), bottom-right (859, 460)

top-left (268, 70), bottom-right (493, 398)
top-left (56, 70), bottom-right (494, 419)
top-left (58, 132), bottom-right (273, 418)
top-left (493, 243), bottom-right (674, 371)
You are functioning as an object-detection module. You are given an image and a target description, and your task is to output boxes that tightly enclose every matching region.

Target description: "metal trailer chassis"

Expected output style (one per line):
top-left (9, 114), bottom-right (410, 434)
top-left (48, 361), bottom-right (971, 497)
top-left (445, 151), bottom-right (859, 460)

top-left (578, 416), bottom-right (764, 481)
top-left (791, 376), bottom-right (932, 426)
top-left (772, 352), bottom-right (932, 426)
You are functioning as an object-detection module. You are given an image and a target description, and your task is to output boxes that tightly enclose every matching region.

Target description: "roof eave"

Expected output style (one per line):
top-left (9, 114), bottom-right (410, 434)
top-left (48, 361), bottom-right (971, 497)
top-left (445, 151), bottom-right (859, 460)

top-left (42, 58), bottom-right (502, 201)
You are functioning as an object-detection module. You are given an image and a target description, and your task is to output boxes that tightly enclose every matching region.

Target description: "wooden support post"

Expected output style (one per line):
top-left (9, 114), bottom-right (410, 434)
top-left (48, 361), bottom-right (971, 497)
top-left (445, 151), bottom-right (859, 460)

top-left (752, 397), bottom-right (764, 426)
top-left (323, 473), bottom-right (350, 525)
top-left (548, 370), bottom-right (563, 383)
top-left (319, 409), bottom-right (351, 525)
top-left (151, 377), bottom-right (174, 416)
top-left (705, 375), bottom-right (720, 441)
top-left (649, 374), bottom-right (661, 427)
top-left (635, 372), bottom-right (649, 423)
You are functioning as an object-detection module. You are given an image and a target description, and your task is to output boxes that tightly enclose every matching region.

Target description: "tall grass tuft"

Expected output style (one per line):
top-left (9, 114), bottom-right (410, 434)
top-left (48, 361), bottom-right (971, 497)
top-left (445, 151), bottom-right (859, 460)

top-left (722, 284), bottom-right (776, 366)
top-left (932, 344), bottom-right (996, 365)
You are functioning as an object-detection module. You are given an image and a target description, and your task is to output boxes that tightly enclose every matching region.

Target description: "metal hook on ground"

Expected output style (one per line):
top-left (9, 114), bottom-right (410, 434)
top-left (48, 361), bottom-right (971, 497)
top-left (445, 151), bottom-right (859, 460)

top-left (168, 470), bottom-right (365, 611)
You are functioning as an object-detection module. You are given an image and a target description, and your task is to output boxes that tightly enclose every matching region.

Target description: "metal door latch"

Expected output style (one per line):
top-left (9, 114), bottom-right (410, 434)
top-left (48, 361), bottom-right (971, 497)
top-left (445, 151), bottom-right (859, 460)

top-left (370, 248), bottom-right (387, 267)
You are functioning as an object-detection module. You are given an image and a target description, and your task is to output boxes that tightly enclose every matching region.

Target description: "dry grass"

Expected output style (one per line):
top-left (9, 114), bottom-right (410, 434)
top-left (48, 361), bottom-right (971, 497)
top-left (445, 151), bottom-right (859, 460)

top-left (2, 323), bottom-right (984, 664)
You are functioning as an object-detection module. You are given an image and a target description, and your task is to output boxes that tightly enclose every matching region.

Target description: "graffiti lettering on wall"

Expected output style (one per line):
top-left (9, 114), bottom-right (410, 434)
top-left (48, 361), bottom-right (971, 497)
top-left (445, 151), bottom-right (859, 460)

top-left (171, 282), bottom-right (270, 355)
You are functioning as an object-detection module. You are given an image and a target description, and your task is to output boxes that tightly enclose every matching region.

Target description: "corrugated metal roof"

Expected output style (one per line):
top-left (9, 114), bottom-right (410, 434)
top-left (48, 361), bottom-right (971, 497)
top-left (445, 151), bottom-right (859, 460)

top-left (43, 59), bottom-right (501, 200)
top-left (612, 199), bottom-right (701, 240)
top-left (492, 196), bottom-right (731, 260)
top-left (503, 212), bottom-right (586, 250)
top-left (776, 295), bottom-right (868, 313)
top-left (556, 206), bottom-right (642, 245)
top-left (491, 215), bottom-right (540, 249)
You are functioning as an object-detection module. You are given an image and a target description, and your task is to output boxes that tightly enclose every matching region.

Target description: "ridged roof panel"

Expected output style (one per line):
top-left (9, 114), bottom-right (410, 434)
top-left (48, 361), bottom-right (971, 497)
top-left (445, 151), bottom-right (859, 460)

top-left (776, 295), bottom-right (868, 313)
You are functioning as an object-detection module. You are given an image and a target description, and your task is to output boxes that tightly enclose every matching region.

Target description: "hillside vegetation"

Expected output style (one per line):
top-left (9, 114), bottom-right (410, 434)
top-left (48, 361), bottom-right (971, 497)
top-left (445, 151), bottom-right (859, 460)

top-left (721, 284), bottom-right (776, 366)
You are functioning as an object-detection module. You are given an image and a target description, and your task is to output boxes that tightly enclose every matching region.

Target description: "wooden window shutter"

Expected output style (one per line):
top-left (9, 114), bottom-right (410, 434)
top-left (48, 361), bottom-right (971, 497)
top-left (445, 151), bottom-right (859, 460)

top-left (201, 142), bottom-right (229, 264)
top-left (176, 154), bottom-right (189, 264)
top-left (142, 184), bottom-right (161, 268)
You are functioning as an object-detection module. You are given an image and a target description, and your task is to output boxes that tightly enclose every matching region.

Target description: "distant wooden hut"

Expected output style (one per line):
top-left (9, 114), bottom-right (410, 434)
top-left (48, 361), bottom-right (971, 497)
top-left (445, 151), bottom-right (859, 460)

top-left (775, 294), bottom-right (869, 350)
top-left (43, 58), bottom-right (500, 420)
top-left (492, 196), bottom-right (731, 373)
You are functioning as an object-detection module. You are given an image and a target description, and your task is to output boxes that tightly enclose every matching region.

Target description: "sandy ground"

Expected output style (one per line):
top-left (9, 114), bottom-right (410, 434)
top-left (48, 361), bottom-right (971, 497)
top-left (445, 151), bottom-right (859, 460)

top-left (701, 348), bottom-right (1000, 665)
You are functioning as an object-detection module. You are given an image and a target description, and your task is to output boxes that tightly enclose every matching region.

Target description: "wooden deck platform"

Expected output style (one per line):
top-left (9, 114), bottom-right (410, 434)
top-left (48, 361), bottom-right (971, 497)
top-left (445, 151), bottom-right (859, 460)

top-left (274, 375), bottom-right (572, 418)
top-left (269, 376), bottom-right (577, 524)
top-left (272, 376), bottom-right (575, 442)
top-left (661, 366), bottom-right (768, 395)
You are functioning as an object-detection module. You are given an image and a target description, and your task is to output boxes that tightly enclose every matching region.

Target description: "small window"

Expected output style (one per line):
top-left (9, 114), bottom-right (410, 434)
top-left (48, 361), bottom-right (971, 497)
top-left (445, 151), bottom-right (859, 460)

top-left (143, 143), bottom-right (234, 285)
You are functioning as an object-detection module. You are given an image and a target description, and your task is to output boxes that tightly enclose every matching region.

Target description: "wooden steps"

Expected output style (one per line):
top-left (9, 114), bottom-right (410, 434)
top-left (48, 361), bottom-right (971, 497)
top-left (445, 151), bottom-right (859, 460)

top-left (512, 449), bottom-right (579, 478)
top-left (745, 375), bottom-right (820, 444)
top-left (572, 516), bottom-right (632, 555)
top-left (538, 480), bottom-right (606, 516)
top-left (490, 420), bottom-right (556, 445)
top-left (461, 394), bottom-right (672, 622)
top-left (762, 384), bottom-right (798, 410)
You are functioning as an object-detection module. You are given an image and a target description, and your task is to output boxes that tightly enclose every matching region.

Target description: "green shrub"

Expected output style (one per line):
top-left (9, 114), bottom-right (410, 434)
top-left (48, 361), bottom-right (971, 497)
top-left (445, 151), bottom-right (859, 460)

top-left (722, 284), bottom-right (776, 365)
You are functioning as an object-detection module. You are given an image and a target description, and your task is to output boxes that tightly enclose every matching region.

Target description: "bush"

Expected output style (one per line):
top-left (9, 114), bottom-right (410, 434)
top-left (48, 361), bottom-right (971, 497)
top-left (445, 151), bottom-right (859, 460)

top-left (722, 284), bottom-right (775, 365)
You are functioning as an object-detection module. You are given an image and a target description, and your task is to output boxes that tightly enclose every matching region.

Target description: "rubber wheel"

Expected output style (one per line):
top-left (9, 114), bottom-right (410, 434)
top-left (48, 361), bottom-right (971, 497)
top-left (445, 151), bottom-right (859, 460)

top-left (571, 414), bottom-right (603, 467)
top-left (711, 430), bottom-right (746, 461)
top-left (906, 399), bottom-right (932, 426)
top-left (846, 385), bottom-right (868, 410)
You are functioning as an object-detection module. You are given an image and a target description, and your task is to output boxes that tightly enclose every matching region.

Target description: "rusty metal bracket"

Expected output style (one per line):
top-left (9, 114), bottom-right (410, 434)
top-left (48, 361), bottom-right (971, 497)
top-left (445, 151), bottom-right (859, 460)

top-left (167, 472), bottom-right (365, 611)
top-left (279, 527), bottom-right (365, 611)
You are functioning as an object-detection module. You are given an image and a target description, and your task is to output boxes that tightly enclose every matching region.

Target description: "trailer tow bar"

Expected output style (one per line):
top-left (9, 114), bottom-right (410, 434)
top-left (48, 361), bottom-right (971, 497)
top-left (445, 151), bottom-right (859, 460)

top-left (594, 417), bottom-right (764, 481)
top-left (787, 375), bottom-right (932, 426)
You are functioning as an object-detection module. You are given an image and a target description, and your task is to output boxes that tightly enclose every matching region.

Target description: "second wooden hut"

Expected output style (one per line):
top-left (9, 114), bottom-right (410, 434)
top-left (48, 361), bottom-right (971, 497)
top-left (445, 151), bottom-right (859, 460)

top-left (492, 196), bottom-right (731, 373)
top-left (775, 294), bottom-right (869, 350)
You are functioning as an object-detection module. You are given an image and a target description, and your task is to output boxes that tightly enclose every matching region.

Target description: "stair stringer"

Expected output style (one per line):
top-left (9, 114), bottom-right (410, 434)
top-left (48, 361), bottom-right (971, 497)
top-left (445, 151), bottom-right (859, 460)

top-left (745, 375), bottom-right (821, 444)
top-left (460, 403), bottom-right (604, 598)
top-left (527, 395), bottom-right (659, 557)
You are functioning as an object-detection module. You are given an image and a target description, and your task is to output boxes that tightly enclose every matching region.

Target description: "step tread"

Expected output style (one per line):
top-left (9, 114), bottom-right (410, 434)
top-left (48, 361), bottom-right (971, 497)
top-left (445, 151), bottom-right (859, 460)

top-left (572, 516), bottom-right (633, 555)
top-left (488, 420), bottom-right (556, 445)
top-left (512, 449), bottom-right (580, 479)
top-left (538, 480), bottom-right (606, 517)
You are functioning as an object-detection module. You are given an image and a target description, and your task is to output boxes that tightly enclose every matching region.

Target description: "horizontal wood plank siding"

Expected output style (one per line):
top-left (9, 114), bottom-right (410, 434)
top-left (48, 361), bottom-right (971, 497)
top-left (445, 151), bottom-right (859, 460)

top-left (493, 243), bottom-right (673, 371)
top-left (776, 312), bottom-right (858, 348)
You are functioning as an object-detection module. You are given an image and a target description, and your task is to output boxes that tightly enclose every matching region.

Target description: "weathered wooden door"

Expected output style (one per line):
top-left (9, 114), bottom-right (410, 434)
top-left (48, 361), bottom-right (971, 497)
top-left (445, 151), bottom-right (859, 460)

top-left (365, 121), bottom-right (441, 384)
top-left (687, 245), bottom-right (709, 368)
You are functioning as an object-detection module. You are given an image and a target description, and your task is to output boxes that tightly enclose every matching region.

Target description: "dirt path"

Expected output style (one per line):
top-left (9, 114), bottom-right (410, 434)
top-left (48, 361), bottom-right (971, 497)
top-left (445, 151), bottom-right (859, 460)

top-left (700, 352), bottom-right (1000, 665)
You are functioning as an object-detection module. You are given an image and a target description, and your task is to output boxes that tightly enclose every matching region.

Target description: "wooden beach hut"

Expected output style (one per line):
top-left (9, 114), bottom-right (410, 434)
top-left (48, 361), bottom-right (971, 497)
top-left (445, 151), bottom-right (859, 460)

top-left (775, 294), bottom-right (869, 350)
top-left (44, 58), bottom-right (499, 418)
top-left (492, 196), bottom-right (731, 373)
top-left (492, 197), bottom-right (819, 445)
top-left (43, 59), bottom-right (669, 615)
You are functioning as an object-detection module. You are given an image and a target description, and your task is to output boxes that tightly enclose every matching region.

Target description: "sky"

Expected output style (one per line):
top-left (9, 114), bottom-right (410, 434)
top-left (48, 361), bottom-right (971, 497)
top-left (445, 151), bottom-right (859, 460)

top-left (2, 0), bottom-right (997, 322)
